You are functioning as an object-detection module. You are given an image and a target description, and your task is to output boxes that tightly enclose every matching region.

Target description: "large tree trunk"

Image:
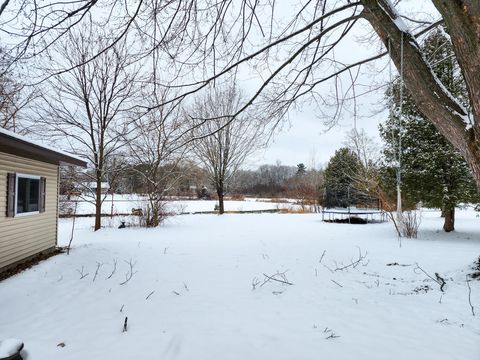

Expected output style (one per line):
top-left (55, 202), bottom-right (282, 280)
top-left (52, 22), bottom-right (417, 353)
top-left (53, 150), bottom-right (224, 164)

top-left (94, 174), bottom-right (102, 231)
top-left (361, 0), bottom-right (480, 188)
top-left (217, 184), bottom-right (225, 215)
top-left (443, 207), bottom-right (455, 232)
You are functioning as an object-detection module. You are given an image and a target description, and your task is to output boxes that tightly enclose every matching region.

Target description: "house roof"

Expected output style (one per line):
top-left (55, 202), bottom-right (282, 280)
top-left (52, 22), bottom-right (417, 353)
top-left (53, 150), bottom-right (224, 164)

top-left (0, 128), bottom-right (87, 167)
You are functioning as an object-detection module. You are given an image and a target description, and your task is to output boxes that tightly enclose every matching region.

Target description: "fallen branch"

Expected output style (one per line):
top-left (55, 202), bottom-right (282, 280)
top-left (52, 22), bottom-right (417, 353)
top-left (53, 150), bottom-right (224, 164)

top-left (334, 247), bottom-right (368, 271)
top-left (106, 259), bottom-right (117, 280)
top-left (435, 273), bottom-right (446, 292)
top-left (414, 263), bottom-right (444, 292)
top-left (122, 317), bottom-right (128, 332)
top-left (92, 262), bottom-right (103, 282)
top-left (319, 250), bottom-right (326, 264)
top-left (261, 272), bottom-right (294, 286)
top-left (322, 264), bottom-right (334, 274)
top-left (76, 266), bottom-right (89, 279)
top-left (146, 291), bottom-right (155, 300)
top-left (331, 279), bottom-right (343, 288)
top-left (324, 327), bottom-right (340, 339)
top-left (466, 275), bottom-right (475, 316)
top-left (252, 277), bottom-right (261, 290)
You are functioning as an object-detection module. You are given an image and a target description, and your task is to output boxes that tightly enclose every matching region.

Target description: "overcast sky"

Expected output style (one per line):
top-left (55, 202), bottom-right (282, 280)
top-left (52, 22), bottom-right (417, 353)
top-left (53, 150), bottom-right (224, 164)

top-left (246, 22), bottom-right (387, 170)
top-left (12, 0), bottom-right (438, 170)
top-left (246, 0), bottom-right (439, 170)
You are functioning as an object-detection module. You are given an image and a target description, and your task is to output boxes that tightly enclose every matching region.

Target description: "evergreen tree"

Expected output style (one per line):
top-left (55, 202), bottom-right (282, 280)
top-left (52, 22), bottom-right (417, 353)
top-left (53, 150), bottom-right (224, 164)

top-left (323, 148), bottom-right (362, 208)
top-left (296, 163), bottom-right (307, 176)
top-left (380, 29), bottom-right (478, 232)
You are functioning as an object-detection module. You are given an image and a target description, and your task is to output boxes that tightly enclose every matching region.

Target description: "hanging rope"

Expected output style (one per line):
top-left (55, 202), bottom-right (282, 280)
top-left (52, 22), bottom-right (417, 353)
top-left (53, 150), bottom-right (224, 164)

top-left (397, 31), bottom-right (404, 217)
top-left (388, 38), bottom-right (395, 163)
top-left (387, 31), bottom-right (404, 223)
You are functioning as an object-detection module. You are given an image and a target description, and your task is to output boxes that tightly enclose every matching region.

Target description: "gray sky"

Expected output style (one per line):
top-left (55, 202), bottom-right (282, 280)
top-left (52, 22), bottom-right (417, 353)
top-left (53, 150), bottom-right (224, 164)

top-left (246, 0), bottom-right (439, 170)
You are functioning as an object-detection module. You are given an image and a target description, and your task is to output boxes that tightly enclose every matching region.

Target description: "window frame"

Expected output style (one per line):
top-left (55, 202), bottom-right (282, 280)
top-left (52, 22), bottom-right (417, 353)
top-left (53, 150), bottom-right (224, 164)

top-left (14, 173), bottom-right (41, 217)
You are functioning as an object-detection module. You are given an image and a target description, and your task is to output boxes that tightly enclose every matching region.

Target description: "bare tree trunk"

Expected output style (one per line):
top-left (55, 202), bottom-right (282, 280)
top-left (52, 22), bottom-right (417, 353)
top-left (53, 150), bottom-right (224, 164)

top-left (443, 207), bottom-right (455, 232)
top-left (152, 204), bottom-right (159, 227)
top-left (361, 0), bottom-right (480, 189)
top-left (94, 174), bottom-right (102, 231)
top-left (217, 184), bottom-right (225, 215)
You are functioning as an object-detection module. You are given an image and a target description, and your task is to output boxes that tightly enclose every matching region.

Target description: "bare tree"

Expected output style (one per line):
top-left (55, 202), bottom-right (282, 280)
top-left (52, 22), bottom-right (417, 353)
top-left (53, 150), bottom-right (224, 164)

top-left (190, 85), bottom-right (266, 214)
top-left (0, 48), bottom-right (37, 131)
top-left (3, 1), bottom-right (480, 190)
top-left (35, 22), bottom-right (141, 230)
top-left (127, 89), bottom-right (188, 227)
top-left (344, 128), bottom-right (380, 171)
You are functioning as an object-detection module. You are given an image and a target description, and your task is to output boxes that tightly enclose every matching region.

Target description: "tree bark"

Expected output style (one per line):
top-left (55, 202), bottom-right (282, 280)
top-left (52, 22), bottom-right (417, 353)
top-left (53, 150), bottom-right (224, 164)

top-left (217, 185), bottom-right (225, 215)
top-left (361, 0), bottom-right (480, 188)
top-left (443, 207), bottom-right (455, 232)
top-left (94, 174), bottom-right (102, 231)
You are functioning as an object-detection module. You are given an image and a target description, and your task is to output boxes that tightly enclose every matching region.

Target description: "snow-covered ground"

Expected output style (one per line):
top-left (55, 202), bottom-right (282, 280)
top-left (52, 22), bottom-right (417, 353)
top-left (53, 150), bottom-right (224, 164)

top-left (61, 195), bottom-right (302, 215)
top-left (1, 209), bottom-right (479, 360)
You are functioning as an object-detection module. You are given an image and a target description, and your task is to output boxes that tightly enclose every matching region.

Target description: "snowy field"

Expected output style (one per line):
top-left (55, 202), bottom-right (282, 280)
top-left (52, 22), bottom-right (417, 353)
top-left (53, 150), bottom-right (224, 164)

top-left (1, 209), bottom-right (479, 360)
top-left (61, 195), bottom-right (302, 215)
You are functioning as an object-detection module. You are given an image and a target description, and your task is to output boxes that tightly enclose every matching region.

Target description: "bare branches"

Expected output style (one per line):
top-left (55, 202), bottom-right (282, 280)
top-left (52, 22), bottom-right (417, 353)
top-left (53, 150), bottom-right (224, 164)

top-left (119, 259), bottom-right (137, 285)
top-left (257, 270), bottom-right (294, 288)
top-left (77, 265), bottom-right (89, 279)
top-left (334, 247), bottom-right (368, 271)
top-left (189, 83), bottom-right (268, 213)
top-left (251, 277), bottom-right (260, 290)
top-left (262, 272), bottom-right (294, 286)
top-left (324, 328), bottom-right (340, 339)
top-left (435, 273), bottom-right (446, 292)
top-left (92, 262), bottom-right (103, 282)
top-left (414, 263), bottom-right (445, 292)
top-left (106, 259), bottom-right (118, 280)
top-left (34, 21), bottom-right (141, 231)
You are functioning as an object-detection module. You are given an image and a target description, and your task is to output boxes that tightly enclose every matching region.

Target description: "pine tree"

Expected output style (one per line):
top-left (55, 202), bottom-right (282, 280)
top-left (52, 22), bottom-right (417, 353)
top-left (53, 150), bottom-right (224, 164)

top-left (296, 163), bottom-right (307, 176)
top-left (323, 148), bottom-right (363, 208)
top-left (380, 29), bottom-right (479, 232)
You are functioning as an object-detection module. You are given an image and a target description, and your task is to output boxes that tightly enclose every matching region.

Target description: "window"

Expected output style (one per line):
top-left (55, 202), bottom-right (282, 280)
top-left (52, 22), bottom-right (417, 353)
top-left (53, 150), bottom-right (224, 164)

top-left (16, 175), bottom-right (40, 214)
top-left (6, 173), bottom-right (46, 217)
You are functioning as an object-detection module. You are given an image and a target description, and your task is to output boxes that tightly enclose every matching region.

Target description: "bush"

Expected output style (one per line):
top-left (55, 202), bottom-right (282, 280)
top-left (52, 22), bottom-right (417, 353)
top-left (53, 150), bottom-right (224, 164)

top-left (400, 210), bottom-right (422, 238)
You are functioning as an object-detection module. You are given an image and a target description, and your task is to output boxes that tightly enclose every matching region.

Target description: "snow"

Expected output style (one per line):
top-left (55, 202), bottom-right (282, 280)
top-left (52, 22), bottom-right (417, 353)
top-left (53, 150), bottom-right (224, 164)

top-left (0, 338), bottom-right (23, 357)
top-left (61, 195), bottom-right (302, 215)
top-left (380, 0), bottom-right (410, 33)
top-left (0, 209), bottom-right (479, 360)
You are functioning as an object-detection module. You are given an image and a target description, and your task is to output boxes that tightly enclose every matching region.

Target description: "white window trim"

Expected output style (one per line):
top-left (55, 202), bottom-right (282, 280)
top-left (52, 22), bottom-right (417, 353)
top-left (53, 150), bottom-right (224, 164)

top-left (15, 173), bottom-right (41, 217)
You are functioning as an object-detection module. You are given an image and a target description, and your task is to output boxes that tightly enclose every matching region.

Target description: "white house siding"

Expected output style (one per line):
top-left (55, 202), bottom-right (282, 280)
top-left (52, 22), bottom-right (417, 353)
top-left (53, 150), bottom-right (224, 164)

top-left (0, 152), bottom-right (59, 271)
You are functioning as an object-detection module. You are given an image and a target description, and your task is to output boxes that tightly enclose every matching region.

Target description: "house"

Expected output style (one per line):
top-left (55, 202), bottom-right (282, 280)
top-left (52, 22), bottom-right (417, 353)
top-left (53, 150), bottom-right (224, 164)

top-left (0, 128), bottom-right (87, 274)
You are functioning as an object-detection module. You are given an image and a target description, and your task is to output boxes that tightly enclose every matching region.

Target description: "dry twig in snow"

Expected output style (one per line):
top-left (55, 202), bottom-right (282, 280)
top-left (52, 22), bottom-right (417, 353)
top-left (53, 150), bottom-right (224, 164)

top-left (334, 247), bottom-right (368, 271)
top-left (106, 259), bottom-right (117, 280)
top-left (77, 266), bottom-right (89, 279)
top-left (414, 263), bottom-right (445, 292)
top-left (466, 275), bottom-right (475, 316)
top-left (92, 262), bottom-right (103, 282)
top-left (119, 259), bottom-right (137, 285)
